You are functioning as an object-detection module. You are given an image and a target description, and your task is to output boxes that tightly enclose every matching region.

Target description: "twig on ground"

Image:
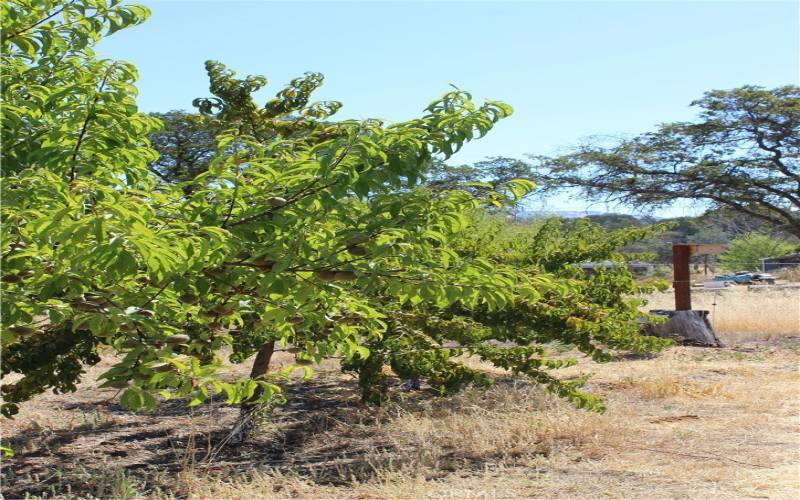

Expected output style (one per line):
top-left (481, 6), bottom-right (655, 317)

top-left (607, 443), bottom-right (773, 469)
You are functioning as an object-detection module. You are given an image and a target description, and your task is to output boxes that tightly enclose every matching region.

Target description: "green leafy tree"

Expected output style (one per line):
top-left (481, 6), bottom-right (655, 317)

top-left (532, 86), bottom-right (800, 239)
top-left (718, 233), bottom-right (795, 272)
top-left (0, 0), bottom-right (524, 422)
top-left (2, 0), bottom-right (669, 446)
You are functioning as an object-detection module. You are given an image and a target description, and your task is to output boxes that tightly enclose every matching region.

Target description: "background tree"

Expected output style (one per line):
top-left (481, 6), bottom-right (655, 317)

top-left (426, 156), bottom-right (535, 199)
top-left (718, 233), bottom-right (795, 272)
top-left (531, 86), bottom-right (800, 239)
top-left (699, 207), bottom-right (785, 239)
top-left (146, 110), bottom-right (222, 183)
top-left (584, 213), bottom-right (647, 231)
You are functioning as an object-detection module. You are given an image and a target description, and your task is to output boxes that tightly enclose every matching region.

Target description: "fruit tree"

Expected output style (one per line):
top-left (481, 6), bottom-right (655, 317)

top-left (2, 1), bottom-right (668, 442)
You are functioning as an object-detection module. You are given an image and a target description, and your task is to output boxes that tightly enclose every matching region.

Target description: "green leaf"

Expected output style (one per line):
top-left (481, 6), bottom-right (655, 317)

top-left (120, 388), bottom-right (144, 411)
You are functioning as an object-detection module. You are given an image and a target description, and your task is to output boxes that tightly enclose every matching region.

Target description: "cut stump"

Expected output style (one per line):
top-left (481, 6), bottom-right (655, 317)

top-left (641, 309), bottom-right (723, 347)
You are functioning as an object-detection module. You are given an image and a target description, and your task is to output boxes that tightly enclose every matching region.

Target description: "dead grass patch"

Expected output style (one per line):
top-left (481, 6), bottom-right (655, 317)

top-left (773, 267), bottom-right (800, 282)
top-left (642, 286), bottom-right (800, 337)
top-left (610, 375), bottom-right (734, 400)
top-left (383, 383), bottom-right (617, 467)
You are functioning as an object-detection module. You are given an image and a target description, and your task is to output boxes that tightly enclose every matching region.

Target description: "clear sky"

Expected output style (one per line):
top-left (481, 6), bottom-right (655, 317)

top-left (97, 0), bottom-right (799, 216)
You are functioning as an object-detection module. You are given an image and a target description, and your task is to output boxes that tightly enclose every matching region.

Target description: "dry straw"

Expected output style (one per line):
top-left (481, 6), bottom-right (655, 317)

top-left (642, 286), bottom-right (800, 341)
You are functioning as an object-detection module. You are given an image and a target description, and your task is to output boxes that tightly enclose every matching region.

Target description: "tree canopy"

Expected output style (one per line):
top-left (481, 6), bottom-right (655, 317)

top-left (531, 86), bottom-right (800, 239)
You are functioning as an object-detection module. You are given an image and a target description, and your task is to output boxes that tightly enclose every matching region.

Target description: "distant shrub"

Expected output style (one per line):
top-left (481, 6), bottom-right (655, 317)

top-left (718, 234), bottom-right (795, 272)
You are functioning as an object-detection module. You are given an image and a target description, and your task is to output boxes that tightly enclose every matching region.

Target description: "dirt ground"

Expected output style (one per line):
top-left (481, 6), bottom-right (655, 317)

top-left (2, 332), bottom-right (799, 499)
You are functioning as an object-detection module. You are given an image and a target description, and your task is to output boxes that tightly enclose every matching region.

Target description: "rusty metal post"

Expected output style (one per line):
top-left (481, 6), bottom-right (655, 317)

top-left (673, 244), bottom-right (692, 311)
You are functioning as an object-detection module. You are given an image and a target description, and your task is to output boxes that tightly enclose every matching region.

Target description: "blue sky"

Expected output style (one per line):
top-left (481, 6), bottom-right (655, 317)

top-left (98, 0), bottom-right (799, 216)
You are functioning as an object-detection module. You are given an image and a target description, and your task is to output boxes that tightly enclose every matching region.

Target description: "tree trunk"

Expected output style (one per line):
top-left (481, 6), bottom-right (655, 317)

top-left (249, 340), bottom-right (276, 380)
top-left (228, 340), bottom-right (275, 445)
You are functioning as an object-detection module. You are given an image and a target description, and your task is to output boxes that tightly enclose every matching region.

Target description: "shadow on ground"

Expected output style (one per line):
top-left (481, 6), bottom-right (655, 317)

top-left (1, 376), bottom-right (405, 498)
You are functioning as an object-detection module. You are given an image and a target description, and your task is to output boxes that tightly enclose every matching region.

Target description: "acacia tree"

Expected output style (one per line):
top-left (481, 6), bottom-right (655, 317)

top-left (531, 86), bottom-right (800, 239)
top-left (2, 0), bottom-right (668, 445)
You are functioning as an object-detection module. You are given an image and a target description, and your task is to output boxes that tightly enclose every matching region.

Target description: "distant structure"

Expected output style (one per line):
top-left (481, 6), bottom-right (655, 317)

top-left (761, 252), bottom-right (800, 272)
top-left (579, 261), bottom-right (654, 276)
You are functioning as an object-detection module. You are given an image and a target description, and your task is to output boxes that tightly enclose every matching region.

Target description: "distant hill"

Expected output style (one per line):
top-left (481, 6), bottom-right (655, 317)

top-left (517, 210), bottom-right (606, 219)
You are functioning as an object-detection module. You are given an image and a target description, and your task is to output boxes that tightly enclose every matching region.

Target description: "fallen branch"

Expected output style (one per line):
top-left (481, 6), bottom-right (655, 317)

top-left (607, 443), bottom-right (772, 469)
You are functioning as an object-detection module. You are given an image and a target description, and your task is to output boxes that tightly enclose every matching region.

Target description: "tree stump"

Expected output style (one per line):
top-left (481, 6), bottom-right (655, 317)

top-left (641, 310), bottom-right (723, 347)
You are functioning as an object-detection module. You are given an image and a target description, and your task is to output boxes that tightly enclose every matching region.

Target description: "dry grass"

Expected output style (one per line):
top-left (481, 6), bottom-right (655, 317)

top-left (643, 285), bottom-right (800, 341)
top-left (180, 339), bottom-right (800, 499)
top-left (609, 375), bottom-right (733, 400)
top-left (3, 333), bottom-right (800, 499)
top-left (773, 267), bottom-right (800, 283)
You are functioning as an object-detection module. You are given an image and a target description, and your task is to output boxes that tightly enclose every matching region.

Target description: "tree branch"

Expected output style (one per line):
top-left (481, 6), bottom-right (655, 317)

top-left (2, 4), bottom-right (66, 42)
top-left (225, 139), bottom-right (355, 228)
top-left (69, 66), bottom-right (114, 182)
